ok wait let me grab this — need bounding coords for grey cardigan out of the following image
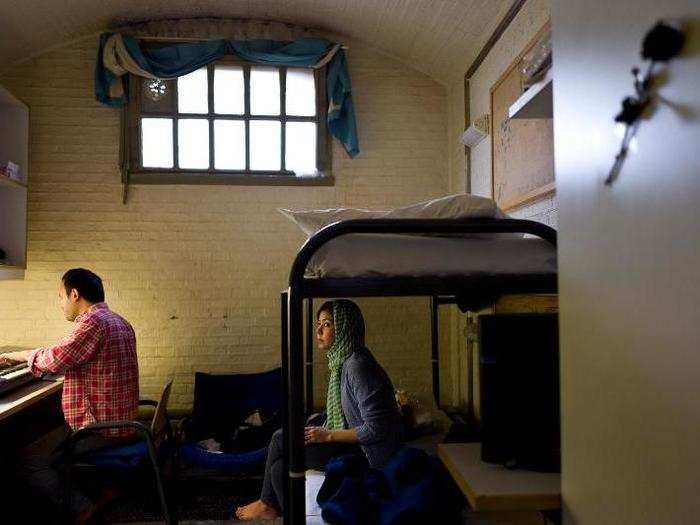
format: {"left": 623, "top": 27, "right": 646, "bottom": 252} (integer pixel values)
{"left": 340, "top": 347, "right": 403, "bottom": 468}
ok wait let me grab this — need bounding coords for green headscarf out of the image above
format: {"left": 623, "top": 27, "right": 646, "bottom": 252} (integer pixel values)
{"left": 325, "top": 300, "right": 365, "bottom": 430}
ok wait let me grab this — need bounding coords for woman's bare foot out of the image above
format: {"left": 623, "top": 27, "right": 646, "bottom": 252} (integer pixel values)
{"left": 235, "top": 499, "right": 279, "bottom": 521}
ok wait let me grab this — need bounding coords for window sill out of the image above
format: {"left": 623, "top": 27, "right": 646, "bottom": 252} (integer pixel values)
{"left": 128, "top": 171, "right": 334, "bottom": 186}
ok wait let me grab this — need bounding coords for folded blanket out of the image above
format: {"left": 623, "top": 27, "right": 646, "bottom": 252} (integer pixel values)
{"left": 317, "top": 447, "right": 462, "bottom": 525}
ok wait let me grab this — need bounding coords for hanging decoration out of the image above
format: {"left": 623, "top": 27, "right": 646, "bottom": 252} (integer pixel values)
{"left": 144, "top": 78, "right": 167, "bottom": 102}
{"left": 606, "top": 20, "right": 685, "bottom": 186}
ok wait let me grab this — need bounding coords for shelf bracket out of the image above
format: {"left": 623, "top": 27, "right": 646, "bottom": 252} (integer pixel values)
{"left": 121, "top": 180, "right": 130, "bottom": 204}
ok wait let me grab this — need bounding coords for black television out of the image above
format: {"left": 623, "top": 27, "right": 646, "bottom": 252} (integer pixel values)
{"left": 479, "top": 313, "right": 560, "bottom": 472}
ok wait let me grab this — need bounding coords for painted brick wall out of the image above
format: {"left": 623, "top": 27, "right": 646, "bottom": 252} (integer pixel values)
{"left": 0, "top": 28, "right": 452, "bottom": 411}
{"left": 444, "top": 79, "right": 470, "bottom": 408}
{"left": 468, "top": 0, "right": 556, "bottom": 227}
{"left": 441, "top": 0, "right": 555, "bottom": 412}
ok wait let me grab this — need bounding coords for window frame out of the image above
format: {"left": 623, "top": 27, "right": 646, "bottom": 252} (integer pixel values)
{"left": 122, "top": 55, "right": 333, "bottom": 186}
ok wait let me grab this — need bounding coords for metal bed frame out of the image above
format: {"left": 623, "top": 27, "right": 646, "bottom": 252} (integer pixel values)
{"left": 280, "top": 217, "right": 558, "bottom": 523}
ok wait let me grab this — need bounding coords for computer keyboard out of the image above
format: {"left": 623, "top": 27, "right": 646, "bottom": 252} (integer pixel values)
{"left": 0, "top": 361, "right": 36, "bottom": 396}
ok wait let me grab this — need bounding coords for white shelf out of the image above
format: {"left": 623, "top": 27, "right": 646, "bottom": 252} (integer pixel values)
{"left": 508, "top": 69, "right": 553, "bottom": 119}
{"left": 0, "top": 83, "right": 29, "bottom": 281}
{"left": 0, "top": 84, "right": 27, "bottom": 109}
{"left": 0, "top": 174, "right": 26, "bottom": 188}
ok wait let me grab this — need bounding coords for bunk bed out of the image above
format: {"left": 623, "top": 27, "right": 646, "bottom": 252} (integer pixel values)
{"left": 280, "top": 217, "right": 558, "bottom": 524}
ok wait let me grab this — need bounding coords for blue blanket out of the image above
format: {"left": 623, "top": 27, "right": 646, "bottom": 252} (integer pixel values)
{"left": 317, "top": 447, "right": 462, "bottom": 525}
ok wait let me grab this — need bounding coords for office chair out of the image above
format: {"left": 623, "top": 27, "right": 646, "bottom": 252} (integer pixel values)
{"left": 64, "top": 379, "right": 174, "bottom": 524}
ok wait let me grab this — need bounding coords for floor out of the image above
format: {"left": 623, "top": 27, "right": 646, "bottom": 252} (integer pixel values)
{"left": 100, "top": 475, "right": 261, "bottom": 523}
{"left": 121, "top": 521, "right": 282, "bottom": 524}
{"left": 103, "top": 471, "right": 324, "bottom": 524}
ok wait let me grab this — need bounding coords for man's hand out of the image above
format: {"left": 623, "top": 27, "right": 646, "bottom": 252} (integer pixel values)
{"left": 304, "top": 426, "right": 332, "bottom": 445}
{"left": 0, "top": 350, "right": 32, "bottom": 366}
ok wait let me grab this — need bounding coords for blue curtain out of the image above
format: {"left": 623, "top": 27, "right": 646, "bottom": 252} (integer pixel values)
{"left": 95, "top": 34, "right": 359, "bottom": 157}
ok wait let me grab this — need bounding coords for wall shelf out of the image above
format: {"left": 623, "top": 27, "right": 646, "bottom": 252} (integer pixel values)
{"left": 508, "top": 69, "right": 553, "bottom": 119}
{"left": 0, "top": 83, "right": 29, "bottom": 281}
{"left": 0, "top": 174, "right": 26, "bottom": 189}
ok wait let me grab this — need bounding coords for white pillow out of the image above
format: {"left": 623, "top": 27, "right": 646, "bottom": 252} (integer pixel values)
{"left": 384, "top": 193, "right": 505, "bottom": 221}
{"left": 279, "top": 194, "right": 511, "bottom": 238}
{"left": 278, "top": 207, "right": 389, "bottom": 237}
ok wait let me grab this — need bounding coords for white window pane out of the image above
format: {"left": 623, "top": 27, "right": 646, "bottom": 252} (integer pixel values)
{"left": 286, "top": 68, "right": 316, "bottom": 116}
{"left": 177, "top": 68, "right": 208, "bottom": 114}
{"left": 250, "top": 67, "right": 280, "bottom": 115}
{"left": 250, "top": 120, "right": 281, "bottom": 170}
{"left": 286, "top": 122, "right": 317, "bottom": 175}
{"left": 141, "top": 118, "right": 173, "bottom": 168}
{"left": 214, "top": 66, "right": 244, "bottom": 115}
{"left": 178, "top": 119, "right": 209, "bottom": 169}
{"left": 214, "top": 120, "right": 245, "bottom": 170}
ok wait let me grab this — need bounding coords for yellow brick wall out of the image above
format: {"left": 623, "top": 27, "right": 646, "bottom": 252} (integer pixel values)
{"left": 0, "top": 33, "right": 453, "bottom": 411}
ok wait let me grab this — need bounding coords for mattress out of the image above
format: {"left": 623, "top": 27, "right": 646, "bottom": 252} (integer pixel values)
{"left": 305, "top": 234, "right": 557, "bottom": 279}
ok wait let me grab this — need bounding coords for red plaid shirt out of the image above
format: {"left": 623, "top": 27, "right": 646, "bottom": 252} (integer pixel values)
{"left": 28, "top": 303, "right": 139, "bottom": 437}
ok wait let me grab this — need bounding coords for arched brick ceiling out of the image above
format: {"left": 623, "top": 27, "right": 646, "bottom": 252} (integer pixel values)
{"left": 0, "top": 0, "right": 513, "bottom": 83}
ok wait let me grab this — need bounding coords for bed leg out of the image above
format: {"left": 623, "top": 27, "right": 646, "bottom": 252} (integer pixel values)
{"left": 281, "top": 291, "right": 290, "bottom": 523}
{"left": 286, "top": 289, "right": 306, "bottom": 524}
{"left": 431, "top": 296, "right": 441, "bottom": 408}
{"left": 305, "top": 298, "right": 314, "bottom": 415}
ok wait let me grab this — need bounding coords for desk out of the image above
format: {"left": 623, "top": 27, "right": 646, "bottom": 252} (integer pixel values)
{"left": 438, "top": 443, "right": 560, "bottom": 512}
{"left": 0, "top": 378, "right": 64, "bottom": 451}
{"left": 0, "top": 378, "right": 63, "bottom": 421}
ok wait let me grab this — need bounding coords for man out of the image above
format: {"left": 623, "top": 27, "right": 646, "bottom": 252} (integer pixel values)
{"left": 1, "top": 268, "right": 138, "bottom": 523}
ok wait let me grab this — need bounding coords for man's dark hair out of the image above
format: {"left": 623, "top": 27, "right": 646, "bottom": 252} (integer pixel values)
{"left": 62, "top": 268, "right": 105, "bottom": 303}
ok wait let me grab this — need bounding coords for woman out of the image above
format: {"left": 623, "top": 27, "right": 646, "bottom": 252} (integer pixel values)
{"left": 235, "top": 299, "right": 402, "bottom": 520}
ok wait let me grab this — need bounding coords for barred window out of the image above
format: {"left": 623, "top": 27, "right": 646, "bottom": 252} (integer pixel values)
{"left": 124, "top": 57, "right": 332, "bottom": 186}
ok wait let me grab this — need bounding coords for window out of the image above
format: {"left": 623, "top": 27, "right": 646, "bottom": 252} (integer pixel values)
{"left": 124, "top": 57, "right": 331, "bottom": 185}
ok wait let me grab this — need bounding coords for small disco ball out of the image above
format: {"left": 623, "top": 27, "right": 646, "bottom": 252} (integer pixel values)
{"left": 145, "top": 78, "right": 167, "bottom": 101}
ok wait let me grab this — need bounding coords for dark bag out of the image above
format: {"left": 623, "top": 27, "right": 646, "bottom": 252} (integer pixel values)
{"left": 221, "top": 408, "right": 281, "bottom": 453}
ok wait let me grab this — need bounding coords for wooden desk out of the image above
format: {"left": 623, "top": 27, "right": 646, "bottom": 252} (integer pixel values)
{"left": 438, "top": 443, "right": 560, "bottom": 512}
{"left": 0, "top": 378, "right": 63, "bottom": 421}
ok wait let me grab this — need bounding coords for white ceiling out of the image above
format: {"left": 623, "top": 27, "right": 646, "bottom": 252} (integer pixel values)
{"left": 0, "top": 0, "right": 513, "bottom": 83}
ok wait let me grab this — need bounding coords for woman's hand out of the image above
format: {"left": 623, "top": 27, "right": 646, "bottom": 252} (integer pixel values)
{"left": 304, "top": 426, "right": 332, "bottom": 445}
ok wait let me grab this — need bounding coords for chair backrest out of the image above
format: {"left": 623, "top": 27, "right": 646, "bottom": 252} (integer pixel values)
{"left": 190, "top": 368, "right": 281, "bottom": 440}
{"left": 151, "top": 379, "right": 173, "bottom": 443}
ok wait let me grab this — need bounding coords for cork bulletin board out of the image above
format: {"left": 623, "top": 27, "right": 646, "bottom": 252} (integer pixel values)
{"left": 490, "top": 21, "right": 554, "bottom": 211}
